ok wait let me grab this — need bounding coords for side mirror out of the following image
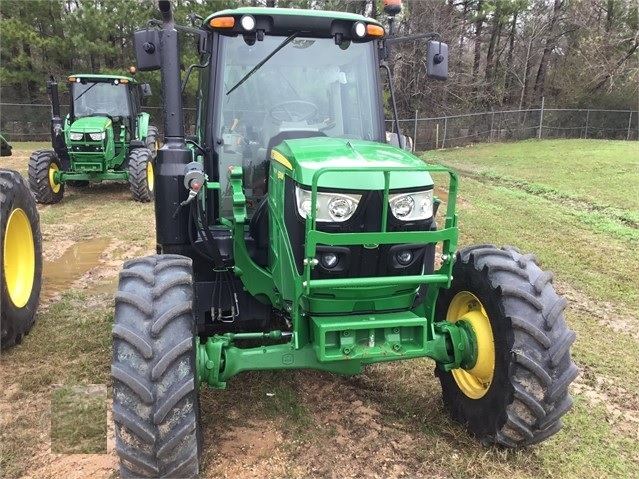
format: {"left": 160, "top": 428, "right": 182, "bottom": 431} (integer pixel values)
{"left": 134, "top": 29, "right": 161, "bottom": 71}
{"left": 140, "top": 83, "right": 152, "bottom": 97}
{"left": 198, "top": 34, "right": 208, "bottom": 55}
{"left": 46, "top": 77, "right": 56, "bottom": 94}
{"left": 426, "top": 41, "right": 448, "bottom": 81}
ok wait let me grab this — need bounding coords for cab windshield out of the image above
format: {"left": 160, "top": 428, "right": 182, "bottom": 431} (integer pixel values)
{"left": 215, "top": 35, "right": 382, "bottom": 215}
{"left": 72, "top": 82, "right": 130, "bottom": 118}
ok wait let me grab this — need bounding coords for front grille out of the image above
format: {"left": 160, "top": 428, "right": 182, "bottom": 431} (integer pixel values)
{"left": 70, "top": 144, "right": 104, "bottom": 152}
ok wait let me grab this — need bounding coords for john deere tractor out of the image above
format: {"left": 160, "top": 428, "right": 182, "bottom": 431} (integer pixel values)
{"left": 1, "top": 138, "right": 43, "bottom": 350}
{"left": 111, "top": 2, "right": 578, "bottom": 477}
{"left": 28, "top": 73, "right": 158, "bottom": 204}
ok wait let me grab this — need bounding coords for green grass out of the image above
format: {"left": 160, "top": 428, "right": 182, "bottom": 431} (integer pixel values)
{"left": 51, "top": 384, "right": 107, "bottom": 454}
{"left": 423, "top": 139, "right": 639, "bottom": 212}
{"left": 426, "top": 139, "right": 639, "bottom": 308}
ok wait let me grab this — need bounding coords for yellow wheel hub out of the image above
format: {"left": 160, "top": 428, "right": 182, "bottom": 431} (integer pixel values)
{"left": 447, "top": 291, "right": 495, "bottom": 399}
{"left": 146, "top": 160, "right": 154, "bottom": 192}
{"left": 3, "top": 208, "right": 35, "bottom": 308}
{"left": 48, "top": 162, "right": 61, "bottom": 193}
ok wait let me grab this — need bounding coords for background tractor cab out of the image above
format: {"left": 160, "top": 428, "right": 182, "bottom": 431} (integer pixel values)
{"left": 27, "top": 72, "right": 158, "bottom": 204}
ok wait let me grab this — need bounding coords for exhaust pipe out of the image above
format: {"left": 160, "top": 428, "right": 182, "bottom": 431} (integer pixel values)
{"left": 159, "top": 0, "right": 174, "bottom": 27}
{"left": 153, "top": 0, "right": 192, "bottom": 251}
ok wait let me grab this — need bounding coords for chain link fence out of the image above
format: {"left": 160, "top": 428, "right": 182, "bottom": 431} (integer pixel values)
{"left": 2, "top": 102, "right": 637, "bottom": 149}
{"left": 0, "top": 105, "right": 193, "bottom": 142}
{"left": 387, "top": 107, "right": 638, "bottom": 151}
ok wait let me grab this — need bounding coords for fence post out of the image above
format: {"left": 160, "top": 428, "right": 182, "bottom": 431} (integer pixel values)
{"left": 442, "top": 117, "right": 448, "bottom": 149}
{"left": 490, "top": 110, "right": 495, "bottom": 143}
{"left": 627, "top": 111, "right": 633, "bottom": 141}
{"left": 538, "top": 96, "right": 544, "bottom": 139}
{"left": 585, "top": 109, "right": 590, "bottom": 139}
{"left": 413, "top": 110, "right": 418, "bottom": 149}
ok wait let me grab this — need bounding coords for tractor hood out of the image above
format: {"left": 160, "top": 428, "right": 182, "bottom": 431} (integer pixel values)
{"left": 69, "top": 116, "right": 112, "bottom": 135}
{"left": 271, "top": 137, "right": 433, "bottom": 190}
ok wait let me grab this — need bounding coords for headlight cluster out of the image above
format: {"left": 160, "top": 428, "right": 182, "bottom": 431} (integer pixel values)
{"left": 69, "top": 132, "right": 106, "bottom": 141}
{"left": 89, "top": 132, "right": 106, "bottom": 141}
{"left": 389, "top": 190, "right": 433, "bottom": 221}
{"left": 295, "top": 186, "right": 434, "bottom": 223}
{"left": 295, "top": 186, "right": 362, "bottom": 223}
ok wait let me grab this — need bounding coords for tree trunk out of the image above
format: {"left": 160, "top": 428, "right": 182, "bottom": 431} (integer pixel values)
{"left": 472, "top": 0, "right": 485, "bottom": 89}
{"left": 533, "top": 0, "right": 564, "bottom": 103}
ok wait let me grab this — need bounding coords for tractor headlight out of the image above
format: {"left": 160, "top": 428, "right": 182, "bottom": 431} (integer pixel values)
{"left": 389, "top": 190, "right": 434, "bottom": 221}
{"left": 295, "top": 186, "right": 361, "bottom": 223}
{"left": 240, "top": 15, "right": 256, "bottom": 31}
{"left": 88, "top": 132, "right": 105, "bottom": 141}
{"left": 69, "top": 132, "right": 83, "bottom": 141}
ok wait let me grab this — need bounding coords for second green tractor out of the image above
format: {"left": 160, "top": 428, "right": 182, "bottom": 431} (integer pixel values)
{"left": 29, "top": 73, "right": 158, "bottom": 204}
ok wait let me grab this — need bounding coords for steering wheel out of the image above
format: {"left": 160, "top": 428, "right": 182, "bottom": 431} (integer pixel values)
{"left": 268, "top": 101, "right": 318, "bottom": 123}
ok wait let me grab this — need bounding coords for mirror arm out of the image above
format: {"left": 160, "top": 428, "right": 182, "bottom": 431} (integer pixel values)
{"left": 385, "top": 31, "right": 440, "bottom": 46}
{"left": 380, "top": 62, "right": 404, "bottom": 150}
{"left": 181, "top": 55, "right": 210, "bottom": 94}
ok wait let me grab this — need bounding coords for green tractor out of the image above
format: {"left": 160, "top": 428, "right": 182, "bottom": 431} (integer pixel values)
{"left": 28, "top": 73, "right": 158, "bottom": 204}
{"left": 112, "top": 2, "right": 578, "bottom": 477}
{"left": 1, "top": 138, "right": 43, "bottom": 350}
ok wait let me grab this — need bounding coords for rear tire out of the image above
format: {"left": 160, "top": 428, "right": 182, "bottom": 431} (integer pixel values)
{"left": 435, "top": 245, "right": 578, "bottom": 447}
{"left": 112, "top": 255, "right": 201, "bottom": 478}
{"left": 1, "top": 169, "right": 42, "bottom": 350}
{"left": 28, "top": 150, "right": 64, "bottom": 204}
{"left": 128, "top": 148, "right": 154, "bottom": 202}
{"left": 146, "top": 126, "right": 160, "bottom": 160}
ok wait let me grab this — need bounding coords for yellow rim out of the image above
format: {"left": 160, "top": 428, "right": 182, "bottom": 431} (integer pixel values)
{"left": 447, "top": 291, "right": 495, "bottom": 399}
{"left": 3, "top": 208, "right": 35, "bottom": 308}
{"left": 48, "top": 162, "right": 61, "bottom": 193}
{"left": 146, "top": 160, "right": 154, "bottom": 193}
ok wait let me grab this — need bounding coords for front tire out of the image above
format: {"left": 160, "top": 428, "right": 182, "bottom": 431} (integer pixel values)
{"left": 112, "top": 255, "right": 201, "bottom": 478}
{"left": 435, "top": 245, "right": 578, "bottom": 447}
{"left": 1, "top": 169, "right": 42, "bottom": 350}
{"left": 128, "top": 148, "right": 154, "bottom": 202}
{"left": 28, "top": 150, "right": 64, "bottom": 204}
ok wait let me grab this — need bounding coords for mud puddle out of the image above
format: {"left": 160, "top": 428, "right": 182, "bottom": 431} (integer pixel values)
{"left": 41, "top": 238, "right": 112, "bottom": 301}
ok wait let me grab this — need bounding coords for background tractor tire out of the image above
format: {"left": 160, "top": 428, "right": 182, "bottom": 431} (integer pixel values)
{"left": 128, "top": 148, "right": 154, "bottom": 203}
{"left": 1, "top": 169, "right": 42, "bottom": 350}
{"left": 112, "top": 254, "right": 201, "bottom": 478}
{"left": 146, "top": 126, "right": 160, "bottom": 160}
{"left": 28, "top": 150, "right": 64, "bottom": 204}
{"left": 435, "top": 244, "right": 579, "bottom": 447}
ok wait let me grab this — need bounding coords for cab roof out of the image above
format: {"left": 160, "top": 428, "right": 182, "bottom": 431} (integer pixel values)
{"left": 203, "top": 7, "right": 384, "bottom": 40}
